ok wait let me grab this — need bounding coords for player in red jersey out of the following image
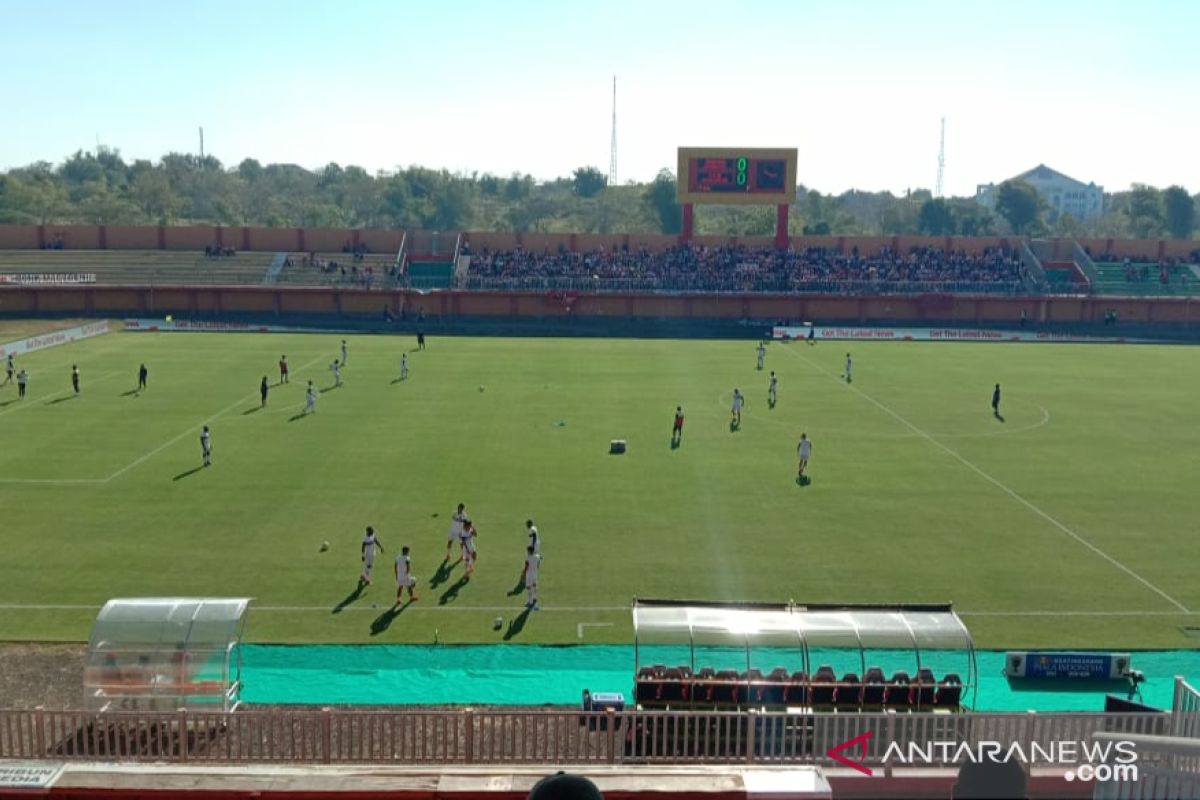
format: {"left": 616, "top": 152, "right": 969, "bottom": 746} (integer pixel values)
{"left": 671, "top": 406, "right": 684, "bottom": 445}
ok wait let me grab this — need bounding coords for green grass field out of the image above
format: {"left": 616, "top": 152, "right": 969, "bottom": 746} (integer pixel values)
{"left": 1, "top": 327, "right": 1199, "bottom": 649}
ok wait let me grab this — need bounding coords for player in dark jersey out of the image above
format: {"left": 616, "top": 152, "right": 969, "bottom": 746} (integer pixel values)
{"left": 71, "top": 365, "right": 80, "bottom": 395}
{"left": 260, "top": 376, "right": 269, "bottom": 408}
{"left": 138, "top": 363, "right": 148, "bottom": 392}
{"left": 672, "top": 406, "right": 685, "bottom": 445}
{"left": 992, "top": 384, "right": 1002, "bottom": 419}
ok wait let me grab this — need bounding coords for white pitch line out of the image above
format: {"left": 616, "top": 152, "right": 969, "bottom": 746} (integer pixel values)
{"left": 102, "top": 354, "right": 327, "bottom": 483}
{"left": 578, "top": 622, "right": 616, "bottom": 639}
{"left": 784, "top": 347, "right": 1191, "bottom": 614}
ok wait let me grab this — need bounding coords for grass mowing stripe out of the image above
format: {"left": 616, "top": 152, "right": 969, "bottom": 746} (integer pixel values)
{"left": 782, "top": 345, "right": 1191, "bottom": 614}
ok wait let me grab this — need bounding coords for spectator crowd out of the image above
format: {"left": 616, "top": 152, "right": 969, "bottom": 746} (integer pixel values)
{"left": 459, "top": 244, "right": 1029, "bottom": 294}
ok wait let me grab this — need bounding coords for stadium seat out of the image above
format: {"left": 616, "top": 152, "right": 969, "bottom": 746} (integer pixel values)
{"left": 786, "top": 672, "right": 809, "bottom": 706}
{"left": 714, "top": 670, "right": 741, "bottom": 705}
{"left": 885, "top": 671, "right": 912, "bottom": 708}
{"left": 810, "top": 666, "right": 837, "bottom": 707}
{"left": 936, "top": 673, "right": 963, "bottom": 709}
{"left": 913, "top": 668, "right": 937, "bottom": 708}
{"left": 861, "top": 667, "right": 887, "bottom": 707}
{"left": 835, "top": 673, "right": 862, "bottom": 709}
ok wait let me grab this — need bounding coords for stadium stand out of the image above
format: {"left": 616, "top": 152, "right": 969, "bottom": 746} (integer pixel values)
{"left": 1093, "top": 259, "right": 1200, "bottom": 295}
{"left": 461, "top": 244, "right": 1030, "bottom": 294}
{"left": 275, "top": 252, "right": 396, "bottom": 288}
{"left": 0, "top": 249, "right": 274, "bottom": 285}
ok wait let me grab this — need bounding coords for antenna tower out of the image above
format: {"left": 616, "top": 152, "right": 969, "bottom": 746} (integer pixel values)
{"left": 199, "top": 127, "right": 205, "bottom": 160}
{"left": 935, "top": 117, "right": 945, "bottom": 198}
{"left": 608, "top": 76, "right": 618, "bottom": 187}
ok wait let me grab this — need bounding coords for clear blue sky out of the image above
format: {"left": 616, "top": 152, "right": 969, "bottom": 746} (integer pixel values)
{"left": 2, "top": 0, "right": 1197, "bottom": 196}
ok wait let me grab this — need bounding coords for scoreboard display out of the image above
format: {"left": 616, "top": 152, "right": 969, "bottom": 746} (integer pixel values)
{"left": 677, "top": 147, "right": 797, "bottom": 205}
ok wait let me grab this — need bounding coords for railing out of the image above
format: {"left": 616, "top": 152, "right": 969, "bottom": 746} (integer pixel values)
{"left": 1073, "top": 241, "right": 1102, "bottom": 290}
{"left": 1175, "top": 677, "right": 1200, "bottom": 740}
{"left": 1092, "top": 732, "right": 1200, "bottom": 800}
{"left": 394, "top": 231, "right": 408, "bottom": 280}
{"left": 1019, "top": 239, "right": 1050, "bottom": 291}
{"left": 458, "top": 275, "right": 1027, "bottom": 295}
{"left": 0, "top": 708, "right": 1170, "bottom": 767}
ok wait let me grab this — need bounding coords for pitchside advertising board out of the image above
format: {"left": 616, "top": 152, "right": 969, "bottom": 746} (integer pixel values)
{"left": 0, "top": 321, "right": 109, "bottom": 359}
{"left": 772, "top": 325, "right": 1147, "bottom": 344}
{"left": 1004, "top": 651, "right": 1132, "bottom": 679}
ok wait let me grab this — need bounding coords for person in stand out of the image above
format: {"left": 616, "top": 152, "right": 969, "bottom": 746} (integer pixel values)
{"left": 200, "top": 425, "right": 212, "bottom": 467}
{"left": 279, "top": 355, "right": 289, "bottom": 384}
{"left": 71, "top": 365, "right": 80, "bottom": 395}
{"left": 671, "top": 406, "right": 684, "bottom": 445}
{"left": 137, "top": 363, "right": 148, "bottom": 392}
{"left": 260, "top": 376, "right": 269, "bottom": 408}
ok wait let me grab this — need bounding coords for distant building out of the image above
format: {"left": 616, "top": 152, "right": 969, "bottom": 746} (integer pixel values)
{"left": 976, "top": 164, "right": 1104, "bottom": 220}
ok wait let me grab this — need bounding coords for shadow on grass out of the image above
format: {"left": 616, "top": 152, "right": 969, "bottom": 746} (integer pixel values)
{"left": 369, "top": 600, "right": 411, "bottom": 636}
{"left": 439, "top": 575, "right": 470, "bottom": 606}
{"left": 670, "top": 437, "right": 680, "bottom": 450}
{"left": 173, "top": 466, "right": 205, "bottom": 481}
{"left": 507, "top": 575, "right": 526, "bottom": 597}
{"left": 242, "top": 406, "right": 262, "bottom": 415}
{"left": 503, "top": 607, "right": 532, "bottom": 641}
{"left": 994, "top": 412, "right": 1006, "bottom": 423}
{"left": 320, "top": 385, "right": 341, "bottom": 394}
{"left": 390, "top": 377, "right": 408, "bottom": 384}
{"left": 796, "top": 475, "right": 813, "bottom": 487}
{"left": 121, "top": 389, "right": 140, "bottom": 397}
{"left": 729, "top": 418, "right": 740, "bottom": 433}
{"left": 0, "top": 398, "right": 18, "bottom": 407}
{"left": 46, "top": 394, "right": 77, "bottom": 405}
{"left": 430, "top": 558, "right": 458, "bottom": 590}
{"left": 288, "top": 412, "right": 310, "bottom": 422}
{"left": 332, "top": 581, "right": 366, "bottom": 614}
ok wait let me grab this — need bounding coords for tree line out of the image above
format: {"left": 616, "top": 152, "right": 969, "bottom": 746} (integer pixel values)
{"left": 0, "top": 148, "right": 1194, "bottom": 241}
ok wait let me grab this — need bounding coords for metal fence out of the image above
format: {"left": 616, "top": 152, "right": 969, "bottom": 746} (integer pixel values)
{"left": 0, "top": 707, "right": 1172, "bottom": 767}
{"left": 457, "top": 276, "right": 1025, "bottom": 295}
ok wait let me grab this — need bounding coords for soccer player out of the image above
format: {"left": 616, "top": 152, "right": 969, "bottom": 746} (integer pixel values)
{"left": 992, "top": 383, "right": 1001, "bottom": 418}
{"left": 260, "top": 376, "right": 269, "bottom": 408}
{"left": 807, "top": 324, "right": 816, "bottom": 345}
{"left": 797, "top": 433, "right": 812, "bottom": 480}
{"left": 526, "top": 519, "right": 540, "bottom": 554}
{"left": 395, "top": 545, "right": 419, "bottom": 604}
{"left": 305, "top": 381, "right": 317, "bottom": 414}
{"left": 71, "top": 365, "right": 80, "bottom": 395}
{"left": 331, "top": 359, "right": 342, "bottom": 387}
{"left": 279, "top": 356, "right": 289, "bottom": 384}
{"left": 417, "top": 330, "right": 425, "bottom": 350}
{"left": 361, "top": 525, "right": 384, "bottom": 584}
{"left": 137, "top": 363, "right": 148, "bottom": 392}
{"left": 671, "top": 406, "right": 684, "bottom": 444}
{"left": 731, "top": 388, "right": 744, "bottom": 425}
{"left": 400, "top": 352, "right": 408, "bottom": 380}
{"left": 4, "top": 354, "right": 13, "bottom": 385}
{"left": 844, "top": 353, "right": 853, "bottom": 383}
{"left": 523, "top": 545, "right": 543, "bottom": 610}
{"left": 200, "top": 425, "right": 212, "bottom": 467}
{"left": 460, "top": 520, "right": 478, "bottom": 575}
{"left": 341, "top": 339, "right": 348, "bottom": 367}
{"left": 445, "top": 503, "right": 466, "bottom": 561}
{"left": 16, "top": 368, "right": 27, "bottom": 399}
{"left": 756, "top": 341, "right": 766, "bottom": 370}
{"left": 768, "top": 371, "right": 778, "bottom": 407}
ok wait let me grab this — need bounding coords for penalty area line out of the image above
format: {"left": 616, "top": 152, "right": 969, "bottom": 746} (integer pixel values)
{"left": 783, "top": 347, "right": 1192, "bottom": 615}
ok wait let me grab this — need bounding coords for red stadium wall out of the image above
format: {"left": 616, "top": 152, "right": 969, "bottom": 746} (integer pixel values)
{"left": 2, "top": 286, "right": 1198, "bottom": 327}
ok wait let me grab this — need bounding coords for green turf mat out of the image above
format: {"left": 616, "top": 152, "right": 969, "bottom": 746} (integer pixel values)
{"left": 240, "top": 645, "right": 1200, "bottom": 711}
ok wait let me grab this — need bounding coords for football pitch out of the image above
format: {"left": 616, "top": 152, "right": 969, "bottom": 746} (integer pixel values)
{"left": 1, "top": 326, "right": 1198, "bottom": 649}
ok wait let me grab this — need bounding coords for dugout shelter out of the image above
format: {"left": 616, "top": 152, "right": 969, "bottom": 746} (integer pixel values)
{"left": 84, "top": 597, "right": 250, "bottom": 712}
{"left": 632, "top": 599, "right": 976, "bottom": 712}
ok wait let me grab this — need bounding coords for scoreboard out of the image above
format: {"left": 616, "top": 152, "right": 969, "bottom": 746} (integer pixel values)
{"left": 677, "top": 147, "right": 797, "bottom": 205}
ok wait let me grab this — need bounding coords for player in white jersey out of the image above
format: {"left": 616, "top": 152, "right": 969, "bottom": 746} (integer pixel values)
{"left": 523, "top": 546, "right": 543, "bottom": 610}
{"left": 394, "top": 546, "right": 419, "bottom": 604}
{"left": 460, "top": 520, "right": 478, "bottom": 574}
{"left": 331, "top": 359, "right": 342, "bottom": 387}
{"left": 797, "top": 433, "right": 812, "bottom": 481}
{"left": 526, "top": 519, "right": 540, "bottom": 554}
{"left": 341, "top": 339, "right": 348, "bottom": 367}
{"left": 731, "top": 388, "right": 744, "bottom": 425}
{"left": 445, "top": 503, "right": 466, "bottom": 561}
{"left": 843, "top": 353, "right": 852, "bottom": 383}
{"left": 200, "top": 425, "right": 212, "bottom": 467}
{"left": 305, "top": 381, "right": 317, "bottom": 414}
{"left": 756, "top": 341, "right": 766, "bottom": 370}
{"left": 768, "top": 371, "right": 778, "bottom": 407}
{"left": 360, "top": 525, "right": 385, "bottom": 584}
